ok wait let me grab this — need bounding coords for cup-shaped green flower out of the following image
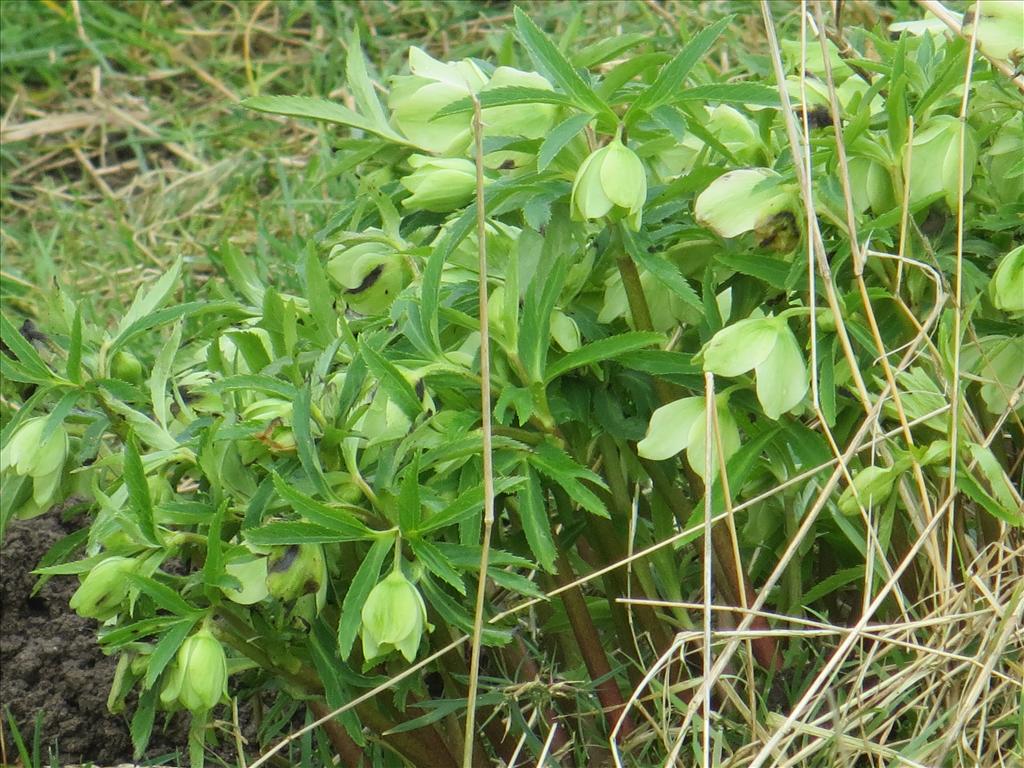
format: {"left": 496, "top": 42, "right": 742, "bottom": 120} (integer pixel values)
{"left": 327, "top": 241, "right": 409, "bottom": 315}
{"left": 175, "top": 628, "right": 228, "bottom": 713}
{"left": 990, "top": 245, "right": 1023, "bottom": 313}
{"left": 907, "top": 115, "right": 977, "bottom": 209}
{"left": 69, "top": 556, "right": 138, "bottom": 620}
{"left": 637, "top": 395, "right": 741, "bottom": 481}
{"left": 266, "top": 544, "right": 327, "bottom": 602}
{"left": 966, "top": 1, "right": 1024, "bottom": 60}
{"left": 571, "top": 137, "right": 647, "bottom": 229}
{"left": 702, "top": 317, "right": 808, "bottom": 419}
{"left": 360, "top": 568, "right": 429, "bottom": 663}
{"left": 481, "top": 66, "right": 559, "bottom": 139}
{"left": 838, "top": 465, "right": 898, "bottom": 515}
{"left": 222, "top": 556, "right": 269, "bottom": 605}
{"left": 401, "top": 155, "right": 480, "bottom": 212}
{"left": 388, "top": 47, "right": 486, "bottom": 155}
{"left": 111, "top": 350, "right": 145, "bottom": 385}
{"left": 695, "top": 169, "right": 795, "bottom": 239}
{"left": 0, "top": 416, "right": 69, "bottom": 508}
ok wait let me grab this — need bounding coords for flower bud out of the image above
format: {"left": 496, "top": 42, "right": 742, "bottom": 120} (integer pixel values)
{"left": 695, "top": 169, "right": 795, "bottom": 239}
{"left": 571, "top": 137, "right": 647, "bottom": 229}
{"left": 327, "top": 241, "right": 409, "bottom": 315}
{"left": 637, "top": 395, "right": 741, "bottom": 480}
{"left": 176, "top": 628, "right": 227, "bottom": 712}
{"left": 111, "top": 350, "right": 145, "bottom": 385}
{"left": 907, "top": 115, "right": 977, "bottom": 209}
{"left": 69, "top": 556, "right": 137, "bottom": 620}
{"left": 990, "top": 245, "right": 1023, "bottom": 313}
{"left": 360, "top": 568, "right": 429, "bottom": 663}
{"left": 401, "top": 155, "right": 479, "bottom": 212}
{"left": 388, "top": 47, "right": 486, "bottom": 155}
{"left": 266, "top": 544, "right": 326, "bottom": 602}
{"left": 481, "top": 66, "right": 558, "bottom": 139}
{"left": 838, "top": 465, "right": 898, "bottom": 515}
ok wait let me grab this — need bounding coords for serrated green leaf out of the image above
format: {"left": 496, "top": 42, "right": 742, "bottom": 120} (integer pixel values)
{"left": 398, "top": 454, "right": 422, "bottom": 533}
{"left": 417, "top": 476, "right": 526, "bottom": 535}
{"left": 545, "top": 331, "right": 662, "bottom": 382}
{"left": 517, "top": 467, "right": 556, "bottom": 573}
{"left": 624, "top": 16, "right": 733, "bottom": 125}
{"left": 293, "top": 383, "right": 331, "bottom": 498}
{"left": 145, "top": 617, "right": 198, "bottom": 689}
{"left": 621, "top": 228, "right": 701, "bottom": 310}
{"left": 125, "top": 573, "right": 198, "bottom": 618}
{"left": 243, "top": 95, "right": 413, "bottom": 146}
{"left": 271, "top": 473, "right": 373, "bottom": 539}
{"left": 360, "top": 342, "right": 422, "bottom": 420}
{"left": 345, "top": 29, "right": 389, "bottom": 130}
{"left": 123, "top": 436, "right": 159, "bottom": 546}
{"left": 150, "top": 321, "right": 182, "bottom": 429}
{"left": 337, "top": 536, "right": 392, "bottom": 659}
{"left": 433, "top": 86, "right": 577, "bottom": 118}
{"left": 513, "top": 8, "right": 614, "bottom": 121}
{"left": 538, "top": 112, "right": 591, "bottom": 170}
{"left": 67, "top": 307, "right": 82, "bottom": 384}
{"left": 114, "top": 258, "right": 182, "bottom": 343}
{"left": 245, "top": 520, "right": 369, "bottom": 545}
{"left": 0, "top": 311, "right": 52, "bottom": 381}
{"left": 410, "top": 537, "right": 465, "bottom": 595}
{"left": 528, "top": 442, "right": 608, "bottom": 518}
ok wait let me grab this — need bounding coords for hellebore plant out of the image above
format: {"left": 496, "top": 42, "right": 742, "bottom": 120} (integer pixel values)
{"left": 4, "top": 7, "right": 1023, "bottom": 768}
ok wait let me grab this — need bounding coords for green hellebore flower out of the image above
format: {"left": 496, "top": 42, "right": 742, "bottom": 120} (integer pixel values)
{"left": 266, "top": 544, "right": 327, "bottom": 603}
{"left": 694, "top": 169, "right": 795, "bottom": 240}
{"left": 907, "top": 115, "right": 977, "bottom": 209}
{"left": 388, "top": 47, "right": 486, "bottom": 155}
{"left": 222, "top": 556, "right": 269, "bottom": 605}
{"left": 848, "top": 143, "right": 895, "bottom": 214}
{"left": 702, "top": 317, "right": 808, "bottom": 419}
{"left": 69, "top": 556, "right": 138, "bottom": 620}
{"left": 0, "top": 416, "right": 70, "bottom": 508}
{"left": 481, "top": 66, "right": 559, "bottom": 139}
{"left": 966, "top": 1, "right": 1024, "bottom": 60}
{"left": 571, "top": 137, "right": 648, "bottom": 230}
{"left": 990, "top": 245, "right": 1024, "bottom": 313}
{"left": 401, "top": 155, "right": 480, "bottom": 212}
{"left": 327, "top": 241, "right": 409, "bottom": 315}
{"left": 176, "top": 628, "right": 228, "bottom": 713}
{"left": 361, "top": 568, "right": 429, "bottom": 663}
{"left": 838, "top": 465, "right": 898, "bottom": 515}
{"left": 637, "top": 395, "right": 741, "bottom": 481}
{"left": 550, "top": 310, "right": 581, "bottom": 352}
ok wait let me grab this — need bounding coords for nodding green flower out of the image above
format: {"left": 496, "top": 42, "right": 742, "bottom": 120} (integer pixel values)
{"left": 481, "top": 66, "right": 559, "bottom": 139}
{"left": 0, "top": 416, "right": 69, "bottom": 510}
{"left": 694, "top": 168, "right": 796, "bottom": 241}
{"left": 701, "top": 317, "right": 808, "bottom": 420}
{"left": 242, "top": 397, "right": 296, "bottom": 453}
{"left": 907, "top": 115, "right": 977, "bottom": 209}
{"left": 69, "top": 556, "right": 138, "bottom": 620}
{"left": 360, "top": 568, "right": 429, "bottom": 663}
{"left": 401, "top": 155, "right": 481, "bottom": 212}
{"left": 990, "top": 245, "right": 1024, "bottom": 314}
{"left": 966, "top": 1, "right": 1024, "bottom": 60}
{"left": 388, "top": 47, "right": 486, "bottom": 155}
{"left": 222, "top": 556, "right": 269, "bottom": 605}
{"left": 637, "top": 395, "right": 741, "bottom": 480}
{"left": 266, "top": 544, "right": 327, "bottom": 604}
{"left": 571, "top": 137, "right": 648, "bottom": 230}
{"left": 173, "top": 628, "right": 228, "bottom": 713}
{"left": 327, "top": 241, "right": 409, "bottom": 315}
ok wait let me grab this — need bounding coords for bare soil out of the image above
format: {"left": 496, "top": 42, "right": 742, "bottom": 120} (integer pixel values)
{"left": 1, "top": 514, "right": 188, "bottom": 765}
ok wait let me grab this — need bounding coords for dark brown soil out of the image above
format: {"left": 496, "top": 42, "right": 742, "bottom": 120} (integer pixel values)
{"left": 0, "top": 514, "right": 188, "bottom": 765}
